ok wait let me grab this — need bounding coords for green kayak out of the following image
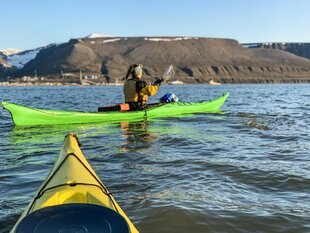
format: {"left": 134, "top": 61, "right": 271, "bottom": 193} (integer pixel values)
{"left": 2, "top": 92, "right": 229, "bottom": 126}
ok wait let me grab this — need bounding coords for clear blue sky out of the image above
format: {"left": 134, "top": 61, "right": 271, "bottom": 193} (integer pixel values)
{"left": 1, "top": 0, "right": 310, "bottom": 50}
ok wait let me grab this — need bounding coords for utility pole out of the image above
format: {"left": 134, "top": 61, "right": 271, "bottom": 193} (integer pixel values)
{"left": 79, "top": 69, "right": 83, "bottom": 84}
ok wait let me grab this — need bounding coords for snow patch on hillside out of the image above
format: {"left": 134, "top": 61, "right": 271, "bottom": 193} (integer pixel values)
{"left": 102, "top": 38, "right": 121, "bottom": 43}
{"left": 0, "top": 48, "right": 21, "bottom": 56}
{"left": 145, "top": 37, "right": 199, "bottom": 42}
{"left": 89, "top": 38, "right": 121, "bottom": 44}
{"left": 7, "top": 49, "right": 40, "bottom": 69}
{"left": 87, "top": 33, "right": 116, "bottom": 38}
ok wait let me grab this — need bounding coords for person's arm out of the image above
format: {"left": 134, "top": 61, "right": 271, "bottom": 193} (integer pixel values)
{"left": 136, "top": 80, "right": 158, "bottom": 96}
{"left": 141, "top": 84, "right": 158, "bottom": 96}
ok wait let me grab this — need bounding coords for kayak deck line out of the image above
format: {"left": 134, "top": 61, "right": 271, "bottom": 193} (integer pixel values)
{"left": 2, "top": 92, "right": 229, "bottom": 126}
{"left": 11, "top": 133, "right": 139, "bottom": 233}
{"left": 32, "top": 152, "right": 118, "bottom": 215}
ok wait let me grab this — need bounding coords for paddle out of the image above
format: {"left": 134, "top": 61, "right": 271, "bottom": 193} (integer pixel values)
{"left": 161, "top": 64, "right": 175, "bottom": 84}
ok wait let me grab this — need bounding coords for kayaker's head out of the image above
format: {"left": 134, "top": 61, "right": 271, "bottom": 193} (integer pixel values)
{"left": 126, "top": 64, "right": 143, "bottom": 79}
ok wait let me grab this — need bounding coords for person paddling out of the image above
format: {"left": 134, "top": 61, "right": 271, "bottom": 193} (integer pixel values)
{"left": 123, "top": 64, "right": 162, "bottom": 110}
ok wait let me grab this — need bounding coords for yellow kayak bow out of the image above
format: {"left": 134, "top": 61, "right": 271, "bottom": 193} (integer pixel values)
{"left": 11, "top": 133, "right": 139, "bottom": 233}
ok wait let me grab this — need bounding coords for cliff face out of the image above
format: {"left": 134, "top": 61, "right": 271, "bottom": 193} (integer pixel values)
{"left": 5, "top": 37, "right": 310, "bottom": 83}
{"left": 243, "top": 43, "right": 310, "bottom": 60}
{"left": 0, "top": 58, "right": 17, "bottom": 78}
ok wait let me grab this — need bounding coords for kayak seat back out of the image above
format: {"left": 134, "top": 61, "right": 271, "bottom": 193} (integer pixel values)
{"left": 15, "top": 203, "right": 130, "bottom": 233}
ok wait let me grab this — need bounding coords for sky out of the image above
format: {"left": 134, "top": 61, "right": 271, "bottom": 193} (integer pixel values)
{"left": 1, "top": 0, "right": 310, "bottom": 50}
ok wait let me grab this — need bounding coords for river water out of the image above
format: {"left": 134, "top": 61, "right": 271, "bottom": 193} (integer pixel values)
{"left": 0, "top": 84, "right": 309, "bottom": 233}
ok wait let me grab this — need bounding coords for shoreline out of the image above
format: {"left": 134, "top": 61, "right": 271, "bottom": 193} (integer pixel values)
{"left": 2, "top": 77, "right": 309, "bottom": 87}
{"left": 1, "top": 82, "right": 310, "bottom": 87}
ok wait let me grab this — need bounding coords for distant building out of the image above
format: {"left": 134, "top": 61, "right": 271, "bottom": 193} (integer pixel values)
{"left": 84, "top": 75, "right": 97, "bottom": 79}
{"left": 62, "top": 73, "right": 77, "bottom": 78}
{"left": 22, "top": 76, "right": 38, "bottom": 82}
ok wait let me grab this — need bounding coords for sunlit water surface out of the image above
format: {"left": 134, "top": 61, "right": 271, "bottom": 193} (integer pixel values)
{"left": 0, "top": 84, "right": 309, "bottom": 233}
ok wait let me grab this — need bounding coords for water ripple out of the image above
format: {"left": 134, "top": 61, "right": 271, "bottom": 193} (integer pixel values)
{"left": 1, "top": 84, "right": 310, "bottom": 233}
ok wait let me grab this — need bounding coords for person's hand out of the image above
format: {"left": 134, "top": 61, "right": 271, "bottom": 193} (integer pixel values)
{"left": 154, "top": 78, "right": 163, "bottom": 86}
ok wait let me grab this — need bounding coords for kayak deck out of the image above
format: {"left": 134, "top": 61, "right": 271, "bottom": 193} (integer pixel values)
{"left": 11, "top": 133, "right": 139, "bottom": 233}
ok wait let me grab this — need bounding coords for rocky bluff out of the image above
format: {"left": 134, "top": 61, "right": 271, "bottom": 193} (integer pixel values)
{"left": 243, "top": 43, "right": 310, "bottom": 60}
{"left": 7, "top": 37, "right": 310, "bottom": 83}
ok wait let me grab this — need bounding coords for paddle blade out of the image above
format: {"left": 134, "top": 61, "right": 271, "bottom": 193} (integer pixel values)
{"left": 162, "top": 64, "right": 175, "bottom": 84}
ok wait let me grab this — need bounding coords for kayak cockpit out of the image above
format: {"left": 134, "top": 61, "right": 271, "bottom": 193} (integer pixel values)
{"left": 98, "top": 102, "right": 164, "bottom": 112}
{"left": 16, "top": 204, "right": 130, "bottom": 233}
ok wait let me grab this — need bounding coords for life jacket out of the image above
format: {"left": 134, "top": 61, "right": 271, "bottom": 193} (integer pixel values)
{"left": 124, "top": 78, "right": 158, "bottom": 104}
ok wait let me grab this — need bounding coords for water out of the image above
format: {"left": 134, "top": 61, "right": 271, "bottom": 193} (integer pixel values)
{"left": 0, "top": 84, "right": 309, "bottom": 233}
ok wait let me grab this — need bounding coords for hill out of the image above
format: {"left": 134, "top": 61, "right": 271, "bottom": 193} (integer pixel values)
{"left": 2, "top": 37, "right": 310, "bottom": 83}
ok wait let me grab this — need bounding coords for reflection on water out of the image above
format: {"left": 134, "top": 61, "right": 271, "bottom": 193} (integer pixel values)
{"left": 120, "top": 121, "right": 158, "bottom": 152}
{"left": 12, "top": 123, "right": 115, "bottom": 145}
